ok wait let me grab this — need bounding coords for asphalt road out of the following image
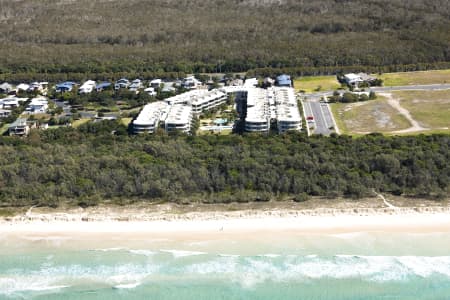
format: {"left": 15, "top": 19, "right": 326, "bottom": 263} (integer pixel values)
{"left": 303, "top": 101, "right": 335, "bottom": 135}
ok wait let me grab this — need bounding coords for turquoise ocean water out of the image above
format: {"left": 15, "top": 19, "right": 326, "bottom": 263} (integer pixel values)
{"left": 1, "top": 231, "right": 450, "bottom": 299}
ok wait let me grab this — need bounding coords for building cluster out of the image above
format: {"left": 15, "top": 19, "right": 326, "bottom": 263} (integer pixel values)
{"left": 53, "top": 75, "right": 203, "bottom": 96}
{"left": 0, "top": 81, "right": 49, "bottom": 96}
{"left": 132, "top": 74, "right": 301, "bottom": 135}
{"left": 132, "top": 88, "right": 227, "bottom": 134}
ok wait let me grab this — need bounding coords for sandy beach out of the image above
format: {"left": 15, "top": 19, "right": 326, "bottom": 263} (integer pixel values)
{"left": 2, "top": 200, "right": 450, "bottom": 236}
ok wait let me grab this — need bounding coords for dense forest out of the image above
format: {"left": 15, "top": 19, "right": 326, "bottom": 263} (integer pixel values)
{"left": 1, "top": 0, "right": 450, "bottom": 80}
{"left": 0, "top": 121, "right": 448, "bottom": 208}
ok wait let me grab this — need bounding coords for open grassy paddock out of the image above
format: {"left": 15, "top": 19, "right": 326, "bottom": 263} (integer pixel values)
{"left": 331, "top": 89, "right": 450, "bottom": 135}
{"left": 295, "top": 76, "right": 341, "bottom": 93}
{"left": 331, "top": 97, "right": 411, "bottom": 134}
{"left": 394, "top": 90, "right": 450, "bottom": 129}
{"left": 379, "top": 69, "right": 450, "bottom": 86}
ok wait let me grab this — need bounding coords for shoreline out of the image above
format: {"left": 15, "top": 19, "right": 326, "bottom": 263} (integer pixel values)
{"left": 2, "top": 205, "right": 450, "bottom": 235}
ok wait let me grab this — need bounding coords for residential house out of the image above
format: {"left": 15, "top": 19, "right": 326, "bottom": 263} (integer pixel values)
{"left": 129, "top": 79, "right": 143, "bottom": 92}
{"left": 182, "top": 76, "right": 202, "bottom": 89}
{"left": 28, "top": 82, "right": 48, "bottom": 95}
{"left": 144, "top": 87, "right": 157, "bottom": 96}
{"left": 114, "top": 78, "right": 130, "bottom": 90}
{"left": 0, "top": 82, "right": 13, "bottom": 94}
{"left": 79, "top": 80, "right": 96, "bottom": 94}
{"left": 95, "top": 82, "right": 112, "bottom": 92}
{"left": 8, "top": 118, "right": 36, "bottom": 136}
{"left": 55, "top": 82, "right": 76, "bottom": 93}
{"left": 25, "top": 97, "right": 48, "bottom": 114}
{"left": 276, "top": 74, "right": 292, "bottom": 87}
{"left": 149, "top": 79, "right": 162, "bottom": 88}
{"left": 0, "top": 109, "right": 11, "bottom": 118}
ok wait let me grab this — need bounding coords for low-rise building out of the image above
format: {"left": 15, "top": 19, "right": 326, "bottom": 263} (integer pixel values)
{"left": 132, "top": 101, "right": 170, "bottom": 134}
{"left": 0, "top": 82, "right": 13, "bottom": 94}
{"left": 25, "top": 97, "right": 48, "bottom": 114}
{"left": 149, "top": 79, "right": 162, "bottom": 88}
{"left": 274, "top": 87, "right": 302, "bottom": 133}
{"left": 28, "top": 82, "right": 48, "bottom": 95}
{"left": 164, "top": 104, "right": 193, "bottom": 134}
{"left": 244, "top": 88, "right": 271, "bottom": 132}
{"left": 8, "top": 118, "right": 36, "bottom": 136}
{"left": 79, "top": 80, "right": 96, "bottom": 94}
{"left": 0, "top": 97, "right": 27, "bottom": 109}
{"left": 275, "top": 74, "right": 292, "bottom": 87}
{"left": 55, "top": 81, "right": 76, "bottom": 93}
{"left": 95, "top": 82, "right": 112, "bottom": 92}
{"left": 114, "top": 78, "right": 130, "bottom": 90}
{"left": 144, "top": 87, "right": 157, "bottom": 96}
{"left": 182, "top": 76, "right": 202, "bottom": 89}
{"left": 129, "top": 79, "right": 143, "bottom": 91}
{"left": 0, "top": 109, "right": 11, "bottom": 118}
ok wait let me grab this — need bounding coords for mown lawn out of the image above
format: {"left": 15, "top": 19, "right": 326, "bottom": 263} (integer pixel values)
{"left": 380, "top": 69, "right": 450, "bottom": 86}
{"left": 294, "top": 76, "right": 341, "bottom": 93}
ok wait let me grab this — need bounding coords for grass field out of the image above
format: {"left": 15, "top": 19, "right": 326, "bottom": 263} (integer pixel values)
{"left": 380, "top": 69, "right": 450, "bottom": 86}
{"left": 121, "top": 118, "right": 132, "bottom": 127}
{"left": 294, "top": 76, "right": 341, "bottom": 93}
{"left": 331, "top": 97, "right": 411, "bottom": 134}
{"left": 71, "top": 119, "right": 91, "bottom": 128}
{"left": 394, "top": 90, "right": 450, "bottom": 129}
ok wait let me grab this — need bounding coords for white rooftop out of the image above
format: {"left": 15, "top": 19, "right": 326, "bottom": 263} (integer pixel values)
{"left": 165, "top": 104, "right": 192, "bottom": 125}
{"left": 273, "top": 87, "right": 301, "bottom": 122}
{"left": 133, "top": 101, "right": 169, "bottom": 126}
{"left": 245, "top": 88, "right": 270, "bottom": 123}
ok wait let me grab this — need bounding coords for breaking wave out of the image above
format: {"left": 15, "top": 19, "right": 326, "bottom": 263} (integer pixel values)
{"left": 2, "top": 254, "right": 450, "bottom": 295}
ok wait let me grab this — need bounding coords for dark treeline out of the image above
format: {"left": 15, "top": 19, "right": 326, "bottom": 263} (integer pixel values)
{"left": 0, "top": 0, "right": 450, "bottom": 77}
{"left": 3, "top": 62, "right": 450, "bottom": 84}
{"left": 0, "top": 121, "right": 448, "bottom": 208}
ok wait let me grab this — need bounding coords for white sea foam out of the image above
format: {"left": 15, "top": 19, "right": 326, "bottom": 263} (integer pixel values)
{"left": 129, "top": 249, "right": 156, "bottom": 257}
{"left": 0, "top": 276, "right": 69, "bottom": 295}
{"left": 257, "top": 254, "right": 281, "bottom": 258}
{"left": 160, "top": 249, "right": 207, "bottom": 258}
{"left": 178, "top": 254, "right": 450, "bottom": 287}
{"left": 114, "top": 282, "right": 141, "bottom": 289}
{"left": 3, "top": 254, "right": 450, "bottom": 295}
{"left": 90, "top": 247, "right": 127, "bottom": 252}
{"left": 218, "top": 254, "right": 240, "bottom": 258}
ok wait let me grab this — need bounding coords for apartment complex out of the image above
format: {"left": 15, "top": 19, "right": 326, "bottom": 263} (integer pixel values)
{"left": 164, "top": 105, "right": 193, "bottom": 133}
{"left": 132, "top": 101, "right": 170, "bottom": 134}
{"left": 274, "top": 88, "right": 302, "bottom": 133}
{"left": 133, "top": 89, "right": 228, "bottom": 134}
{"left": 242, "top": 87, "right": 301, "bottom": 133}
{"left": 133, "top": 86, "right": 301, "bottom": 135}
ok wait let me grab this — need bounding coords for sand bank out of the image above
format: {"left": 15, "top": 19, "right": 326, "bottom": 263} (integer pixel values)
{"left": 2, "top": 205, "right": 450, "bottom": 235}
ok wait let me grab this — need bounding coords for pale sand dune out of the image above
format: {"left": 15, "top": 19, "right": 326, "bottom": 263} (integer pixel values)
{"left": 2, "top": 206, "right": 450, "bottom": 236}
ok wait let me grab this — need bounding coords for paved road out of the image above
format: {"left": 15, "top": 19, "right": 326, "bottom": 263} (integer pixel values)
{"left": 303, "top": 101, "right": 335, "bottom": 135}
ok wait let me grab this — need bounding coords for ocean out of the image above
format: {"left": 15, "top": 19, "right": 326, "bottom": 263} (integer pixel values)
{"left": 1, "top": 230, "right": 450, "bottom": 299}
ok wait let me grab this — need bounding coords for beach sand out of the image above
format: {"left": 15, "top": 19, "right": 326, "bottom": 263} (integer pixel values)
{"left": 2, "top": 200, "right": 450, "bottom": 236}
